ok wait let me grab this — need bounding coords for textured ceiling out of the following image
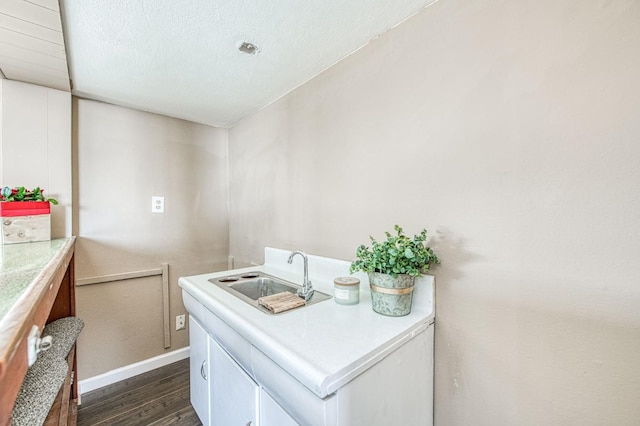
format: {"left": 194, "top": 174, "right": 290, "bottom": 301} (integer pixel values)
{"left": 60, "top": 0, "right": 437, "bottom": 128}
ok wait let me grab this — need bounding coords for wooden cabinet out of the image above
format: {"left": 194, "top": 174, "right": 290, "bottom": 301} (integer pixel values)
{"left": 0, "top": 238, "right": 77, "bottom": 426}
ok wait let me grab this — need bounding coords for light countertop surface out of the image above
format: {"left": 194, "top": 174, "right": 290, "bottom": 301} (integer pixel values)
{"left": 179, "top": 247, "right": 434, "bottom": 398}
{"left": 0, "top": 238, "right": 74, "bottom": 327}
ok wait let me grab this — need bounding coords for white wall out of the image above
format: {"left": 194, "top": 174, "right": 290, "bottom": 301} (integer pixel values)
{"left": 228, "top": 0, "right": 640, "bottom": 424}
{"left": 0, "top": 79, "right": 72, "bottom": 237}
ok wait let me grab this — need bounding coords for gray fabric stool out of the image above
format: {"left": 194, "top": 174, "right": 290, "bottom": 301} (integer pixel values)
{"left": 41, "top": 317, "right": 85, "bottom": 360}
{"left": 10, "top": 355, "right": 68, "bottom": 426}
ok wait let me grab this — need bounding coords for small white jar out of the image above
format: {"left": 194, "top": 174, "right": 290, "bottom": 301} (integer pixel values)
{"left": 333, "top": 277, "right": 360, "bottom": 305}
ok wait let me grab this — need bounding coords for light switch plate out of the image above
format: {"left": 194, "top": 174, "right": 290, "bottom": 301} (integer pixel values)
{"left": 152, "top": 196, "right": 164, "bottom": 213}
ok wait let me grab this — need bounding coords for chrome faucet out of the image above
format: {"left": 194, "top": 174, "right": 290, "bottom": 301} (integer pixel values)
{"left": 287, "top": 250, "right": 314, "bottom": 301}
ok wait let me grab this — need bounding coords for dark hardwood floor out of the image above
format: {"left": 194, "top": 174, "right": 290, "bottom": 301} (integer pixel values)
{"left": 77, "top": 358, "right": 202, "bottom": 426}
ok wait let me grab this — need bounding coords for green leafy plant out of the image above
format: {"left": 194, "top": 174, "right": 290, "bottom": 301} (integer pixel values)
{"left": 0, "top": 186, "right": 58, "bottom": 205}
{"left": 350, "top": 225, "right": 439, "bottom": 277}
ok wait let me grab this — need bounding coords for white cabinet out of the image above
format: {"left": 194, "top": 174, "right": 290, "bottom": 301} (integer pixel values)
{"left": 190, "top": 315, "right": 260, "bottom": 426}
{"left": 209, "top": 337, "right": 258, "bottom": 425}
{"left": 184, "top": 292, "right": 299, "bottom": 425}
{"left": 260, "top": 389, "right": 298, "bottom": 426}
{"left": 187, "top": 302, "right": 433, "bottom": 426}
{"left": 182, "top": 280, "right": 434, "bottom": 426}
{"left": 189, "top": 317, "right": 210, "bottom": 424}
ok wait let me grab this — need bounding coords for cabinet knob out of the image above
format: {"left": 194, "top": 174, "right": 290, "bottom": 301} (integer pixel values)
{"left": 200, "top": 360, "right": 207, "bottom": 380}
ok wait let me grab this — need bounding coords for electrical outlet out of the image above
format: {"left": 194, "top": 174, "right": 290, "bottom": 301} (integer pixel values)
{"left": 152, "top": 196, "right": 165, "bottom": 213}
{"left": 176, "top": 314, "right": 186, "bottom": 330}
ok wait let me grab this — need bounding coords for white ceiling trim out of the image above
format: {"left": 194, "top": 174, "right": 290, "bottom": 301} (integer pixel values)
{"left": 0, "top": 0, "right": 70, "bottom": 91}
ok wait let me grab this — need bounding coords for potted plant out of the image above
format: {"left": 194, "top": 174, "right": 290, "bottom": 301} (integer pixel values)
{"left": 0, "top": 186, "right": 58, "bottom": 244}
{"left": 350, "top": 225, "right": 439, "bottom": 317}
{"left": 0, "top": 186, "right": 58, "bottom": 203}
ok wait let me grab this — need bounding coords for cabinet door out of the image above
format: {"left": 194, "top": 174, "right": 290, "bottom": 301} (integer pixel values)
{"left": 189, "top": 317, "right": 210, "bottom": 425}
{"left": 260, "top": 389, "right": 299, "bottom": 426}
{"left": 210, "top": 337, "right": 258, "bottom": 425}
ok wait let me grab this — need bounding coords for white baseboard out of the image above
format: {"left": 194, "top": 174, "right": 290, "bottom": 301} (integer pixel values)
{"left": 78, "top": 346, "right": 190, "bottom": 397}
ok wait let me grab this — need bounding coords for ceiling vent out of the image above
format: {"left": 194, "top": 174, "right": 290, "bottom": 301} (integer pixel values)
{"left": 239, "top": 42, "right": 259, "bottom": 55}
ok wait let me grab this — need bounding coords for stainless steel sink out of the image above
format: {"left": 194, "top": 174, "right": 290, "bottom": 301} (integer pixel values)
{"left": 209, "top": 271, "right": 332, "bottom": 315}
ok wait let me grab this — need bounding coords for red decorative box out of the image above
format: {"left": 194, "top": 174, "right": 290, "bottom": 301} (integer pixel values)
{"left": 0, "top": 202, "right": 51, "bottom": 244}
{"left": 0, "top": 201, "right": 51, "bottom": 217}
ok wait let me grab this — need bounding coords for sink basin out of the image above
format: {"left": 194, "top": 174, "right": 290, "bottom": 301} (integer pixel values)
{"left": 209, "top": 271, "right": 332, "bottom": 314}
{"left": 231, "top": 277, "right": 298, "bottom": 300}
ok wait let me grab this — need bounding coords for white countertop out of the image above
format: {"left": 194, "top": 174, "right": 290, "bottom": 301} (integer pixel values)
{"left": 178, "top": 247, "right": 434, "bottom": 398}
